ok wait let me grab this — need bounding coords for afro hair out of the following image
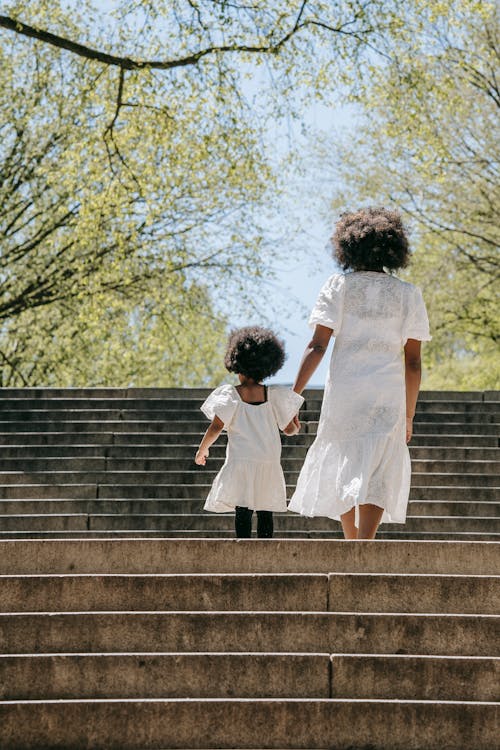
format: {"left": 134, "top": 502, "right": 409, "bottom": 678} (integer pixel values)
{"left": 224, "top": 326, "right": 286, "bottom": 382}
{"left": 332, "top": 207, "right": 410, "bottom": 272}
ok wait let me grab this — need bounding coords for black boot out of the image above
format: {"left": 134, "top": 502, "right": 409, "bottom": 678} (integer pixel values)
{"left": 235, "top": 506, "right": 253, "bottom": 538}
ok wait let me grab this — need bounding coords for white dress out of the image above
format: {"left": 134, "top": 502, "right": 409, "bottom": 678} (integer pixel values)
{"left": 288, "top": 271, "right": 431, "bottom": 525}
{"left": 201, "top": 385, "right": 304, "bottom": 513}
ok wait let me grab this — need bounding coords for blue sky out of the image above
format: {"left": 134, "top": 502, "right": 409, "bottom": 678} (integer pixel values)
{"left": 230, "top": 98, "right": 353, "bottom": 387}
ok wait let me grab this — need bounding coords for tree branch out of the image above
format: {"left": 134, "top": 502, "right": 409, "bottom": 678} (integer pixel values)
{"left": 0, "top": 11, "right": 360, "bottom": 71}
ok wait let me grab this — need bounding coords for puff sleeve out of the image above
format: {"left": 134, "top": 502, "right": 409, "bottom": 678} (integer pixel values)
{"left": 268, "top": 387, "right": 305, "bottom": 431}
{"left": 403, "top": 284, "right": 432, "bottom": 344}
{"left": 308, "top": 273, "right": 346, "bottom": 333}
{"left": 200, "top": 385, "right": 239, "bottom": 429}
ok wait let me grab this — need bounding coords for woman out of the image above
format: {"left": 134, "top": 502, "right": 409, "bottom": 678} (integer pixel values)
{"left": 288, "top": 207, "right": 431, "bottom": 539}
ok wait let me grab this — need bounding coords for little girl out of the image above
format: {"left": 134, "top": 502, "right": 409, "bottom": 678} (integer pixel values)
{"left": 195, "top": 326, "right": 304, "bottom": 538}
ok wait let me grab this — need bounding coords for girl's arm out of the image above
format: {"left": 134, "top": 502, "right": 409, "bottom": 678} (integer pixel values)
{"left": 293, "top": 324, "right": 333, "bottom": 394}
{"left": 404, "top": 338, "right": 422, "bottom": 443}
{"left": 195, "top": 416, "right": 224, "bottom": 465}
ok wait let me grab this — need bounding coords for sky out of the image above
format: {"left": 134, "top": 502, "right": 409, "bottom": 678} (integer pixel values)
{"left": 27, "top": 0, "right": 353, "bottom": 387}
{"left": 229, "top": 99, "right": 353, "bottom": 387}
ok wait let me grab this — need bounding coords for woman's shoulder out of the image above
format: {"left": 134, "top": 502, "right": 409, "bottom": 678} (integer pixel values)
{"left": 323, "top": 272, "right": 346, "bottom": 289}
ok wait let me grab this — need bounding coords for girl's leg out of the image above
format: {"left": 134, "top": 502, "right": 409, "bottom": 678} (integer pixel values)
{"left": 340, "top": 507, "right": 358, "bottom": 539}
{"left": 357, "top": 503, "right": 384, "bottom": 539}
{"left": 256, "top": 510, "right": 274, "bottom": 538}
{"left": 235, "top": 506, "right": 253, "bottom": 538}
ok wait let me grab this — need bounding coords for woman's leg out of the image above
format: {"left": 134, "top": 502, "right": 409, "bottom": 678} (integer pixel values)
{"left": 256, "top": 510, "right": 274, "bottom": 538}
{"left": 357, "top": 503, "right": 384, "bottom": 539}
{"left": 341, "top": 507, "right": 357, "bottom": 539}
{"left": 235, "top": 506, "right": 253, "bottom": 538}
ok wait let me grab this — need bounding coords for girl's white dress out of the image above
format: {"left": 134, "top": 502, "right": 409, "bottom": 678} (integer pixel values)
{"left": 201, "top": 385, "right": 304, "bottom": 513}
{"left": 288, "top": 271, "right": 431, "bottom": 525}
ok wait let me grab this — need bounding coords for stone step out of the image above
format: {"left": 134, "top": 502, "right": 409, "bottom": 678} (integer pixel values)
{"left": 1, "top": 610, "right": 497, "bottom": 656}
{"left": 0, "top": 398, "right": 498, "bottom": 414}
{"left": 0, "top": 573, "right": 329, "bottom": 613}
{"left": 1, "top": 498, "right": 497, "bottom": 517}
{"left": 3, "top": 529, "right": 500, "bottom": 541}
{"left": 2, "top": 652, "right": 497, "bottom": 702}
{"left": 329, "top": 654, "right": 499, "bottom": 701}
{"left": 1, "top": 572, "right": 497, "bottom": 614}
{"left": 1, "top": 457, "right": 497, "bottom": 476}
{"left": 1, "top": 483, "right": 497, "bottom": 500}
{"left": 0, "top": 698, "right": 496, "bottom": 749}
{"left": 0, "top": 444, "right": 498, "bottom": 461}
{"left": 0, "top": 652, "right": 333, "bottom": 700}
{"left": 0, "top": 419, "right": 498, "bottom": 434}
{"left": 2, "top": 539, "right": 495, "bottom": 576}
{"left": 0, "top": 431, "right": 496, "bottom": 448}
{"left": 0, "top": 402, "right": 500, "bottom": 425}
{"left": 0, "top": 470, "right": 497, "bottom": 488}
{"left": 2, "top": 513, "right": 498, "bottom": 534}
{"left": 0, "top": 387, "right": 490, "bottom": 399}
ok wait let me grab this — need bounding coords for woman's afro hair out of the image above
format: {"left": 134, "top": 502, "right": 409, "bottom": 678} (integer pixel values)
{"left": 224, "top": 326, "right": 286, "bottom": 382}
{"left": 332, "top": 207, "right": 410, "bottom": 272}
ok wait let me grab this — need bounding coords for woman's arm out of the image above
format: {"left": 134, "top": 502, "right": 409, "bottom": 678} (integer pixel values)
{"left": 293, "top": 324, "right": 333, "bottom": 394}
{"left": 195, "top": 416, "right": 224, "bottom": 465}
{"left": 404, "top": 338, "right": 422, "bottom": 443}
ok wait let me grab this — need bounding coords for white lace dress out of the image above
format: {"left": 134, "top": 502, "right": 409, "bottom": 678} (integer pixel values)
{"left": 201, "top": 384, "right": 304, "bottom": 513}
{"left": 288, "top": 271, "right": 431, "bottom": 525}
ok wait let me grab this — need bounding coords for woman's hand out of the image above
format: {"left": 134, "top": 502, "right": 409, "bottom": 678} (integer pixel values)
{"left": 406, "top": 417, "right": 413, "bottom": 443}
{"left": 195, "top": 448, "right": 209, "bottom": 465}
{"left": 283, "top": 415, "right": 301, "bottom": 436}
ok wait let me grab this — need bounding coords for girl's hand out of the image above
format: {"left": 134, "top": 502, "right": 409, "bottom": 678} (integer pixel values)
{"left": 406, "top": 417, "right": 413, "bottom": 443}
{"left": 195, "top": 448, "right": 209, "bottom": 465}
{"left": 283, "top": 415, "right": 300, "bottom": 436}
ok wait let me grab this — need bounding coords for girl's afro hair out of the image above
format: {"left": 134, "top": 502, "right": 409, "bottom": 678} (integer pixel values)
{"left": 224, "top": 326, "right": 286, "bottom": 382}
{"left": 332, "top": 207, "right": 410, "bottom": 272}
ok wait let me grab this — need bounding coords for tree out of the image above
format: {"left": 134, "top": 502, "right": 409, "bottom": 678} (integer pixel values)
{"left": 1, "top": 0, "right": 408, "bottom": 385}
{"left": 321, "top": 0, "right": 499, "bottom": 388}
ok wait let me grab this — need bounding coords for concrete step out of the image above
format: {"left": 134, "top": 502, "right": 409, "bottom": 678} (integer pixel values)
{"left": 1, "top": 409, "right": 499, "bottom": 425}
{"left": 329, "top": 654, "right": 499, "bottom": 701}
{"left": 0, "top": 483, "right": 498, "bottom": 501}
{"left": 328, "top": 572, "right": 500, "bottom": 614}
{"left": 2, "top": 610, "right": 497, "bottom": 656}
{"left": 0, "top": 398, "right": 498, "bottom": 414}
{"left": 0, "top": 444, "right": 498, "bottom": 461}
{"left": 0, "top": 431, "right": 496, "bottom": 448}
{"left": 1, "top": 498, "right": 497, "bottom": 518}
{"left": 1, "top": 457, "right": 498, "bottom": 477}
{"left": 0, "top": 698, "right": 497, "bottom": 749}
{"left": 407, "top": 501, "right": 500, "bottom": 516}
{"left": 1, "top": 470, "right": 497, "bottom": 488}
{"left": 1, "top": 572, "right": 497, "bottom": 614}
{"left": 0, "top": 573, "right": 329, "bottom": 612}
{"left": 3, "top": 529, "right": 500, "bottom": 541}
{"left": 2, "top": 539, "right": 496, "bottom": 576}
{"left": 0, "top": 419, "right": 498, "bottom": 434}
{"left": 2, "top": 652, "right": 497, "bottom": 702}
{"left": 0, "top": 652, "right": 332, "bottom": 700}
{"left": 0, "top": 387, "right": 488, "bottom": 398}
{"left": 2, "top": 513, "right": 498, "bottom": 534}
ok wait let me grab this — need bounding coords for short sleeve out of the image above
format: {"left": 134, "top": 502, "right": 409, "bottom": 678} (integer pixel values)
{"left": 403, "top": 285, "right": 432, "bottom": 343}
{"left": 308, "top": 273, "right": 346, "bottom": 333}
{"left": 268, "top": 387, "right": 305, "bottom": 431}
{"left": 200, "top": 385, "right": 239, "bottom": 429}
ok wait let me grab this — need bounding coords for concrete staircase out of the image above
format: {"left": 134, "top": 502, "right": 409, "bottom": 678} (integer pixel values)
{"left": 0, "top": 387, "right": 498, "bottom": 539}
{"left": 0, "top": 389, "right": 498, "bottom": 748}
{"left": 0, "top": 538, "right": 498, "bottom": 748}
